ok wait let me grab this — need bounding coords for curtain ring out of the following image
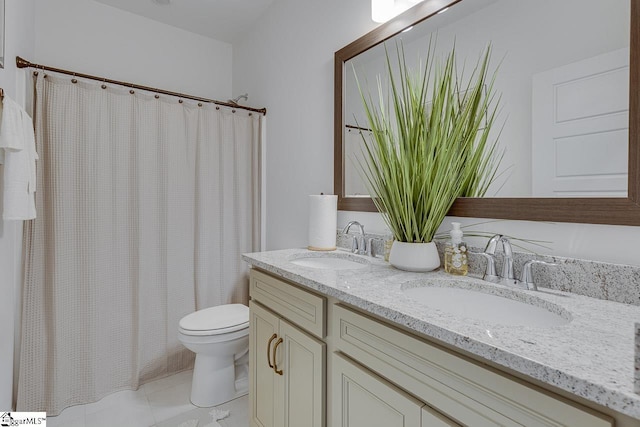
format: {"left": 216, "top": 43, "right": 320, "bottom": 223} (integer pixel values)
{"left": 155, "top": 94, "right": 160, "bottom": 99}
{"left": 249, "top": 113, "right": 252, "bottom": 116}
{"left": 101, "top": 78, "right": 107, "bottom": 90}
{"left": 216, "top": 106, "right": 220, "bottom": 110}
{"left": 129, "top": 89, "right": 135, "bottom": 94}
{"left": 198, "top": 103, "right": 202, "bottom": 107}
{"left": 178, "top": 99, "right": 183, "bottom": 104}
{"left": 71, "top": 72, "right": 77, "bottom": 84}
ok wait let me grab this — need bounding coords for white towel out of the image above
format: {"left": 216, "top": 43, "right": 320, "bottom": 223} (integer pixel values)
{"left": 0, "top": 95, "right": 38, "bottom": 220}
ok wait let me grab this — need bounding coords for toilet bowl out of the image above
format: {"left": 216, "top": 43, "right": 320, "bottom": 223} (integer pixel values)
{"left": 178, "top": 304, "right": 250, "bottom": 407}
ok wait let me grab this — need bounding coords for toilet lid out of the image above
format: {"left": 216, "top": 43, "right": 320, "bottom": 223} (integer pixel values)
{"left": 179, "top": 304, "right": 249, "bottom": 335}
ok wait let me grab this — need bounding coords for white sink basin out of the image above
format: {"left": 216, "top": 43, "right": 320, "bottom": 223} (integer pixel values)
{"left": 289, "top": 253, "right": 369, "bottom": 270}
{"left": 402, "top": 280, "right": 571, "bottom": 328}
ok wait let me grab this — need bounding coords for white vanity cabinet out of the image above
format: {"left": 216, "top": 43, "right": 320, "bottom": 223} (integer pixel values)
{"left": 248, "top": 268, "right": 621, "bottom": 427}
{"left": 249, "top": 269, "right": 326, "bottom": 427}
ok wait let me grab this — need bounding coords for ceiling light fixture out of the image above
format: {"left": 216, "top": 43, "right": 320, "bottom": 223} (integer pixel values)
{"left": 371, "top": 0, "right": 424, "bottom": 23}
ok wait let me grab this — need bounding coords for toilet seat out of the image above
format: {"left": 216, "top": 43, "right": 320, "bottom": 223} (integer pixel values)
{"left": 179, "top": 304, "right": 249, "bottom": 336}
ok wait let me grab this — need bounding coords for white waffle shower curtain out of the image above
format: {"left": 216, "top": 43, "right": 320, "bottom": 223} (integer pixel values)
{"left": 17, "top": 74, "right": 262, "bottom": 414}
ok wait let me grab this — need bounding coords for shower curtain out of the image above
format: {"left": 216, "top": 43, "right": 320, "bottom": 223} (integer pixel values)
{"left": 16, "top": 74, "right": 262, "bottom": 415}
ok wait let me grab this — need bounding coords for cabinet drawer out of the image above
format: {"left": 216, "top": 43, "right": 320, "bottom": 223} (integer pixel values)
{"left": 250, "top": 269, "right": 325, "bottom": 338}
{"left": 333, "top": 304, "right": 612, "bottom": 427}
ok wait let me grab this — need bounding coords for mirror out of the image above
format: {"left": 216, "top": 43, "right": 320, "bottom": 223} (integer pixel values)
{"left": 335, "top": 0, "right": 640, "bottom": 225}
{"left": 0, "top": 0, "right": 4, "bottom": 69}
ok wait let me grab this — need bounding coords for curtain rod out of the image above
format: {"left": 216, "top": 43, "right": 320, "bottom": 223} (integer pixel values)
{"left": 345, "top": 124, "right": 371, "bottom": 132}
{"left": 16, "top": 56, "right": 267, "bottom": 116}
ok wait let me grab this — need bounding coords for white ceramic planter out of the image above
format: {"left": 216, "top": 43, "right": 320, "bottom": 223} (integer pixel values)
{"left": 388, "top": 241, "right": 440, "bottom": 272}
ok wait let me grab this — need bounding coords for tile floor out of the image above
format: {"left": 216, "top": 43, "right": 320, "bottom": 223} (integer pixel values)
{"left": 46, "top": 370, "right": 248, "bottom": 427}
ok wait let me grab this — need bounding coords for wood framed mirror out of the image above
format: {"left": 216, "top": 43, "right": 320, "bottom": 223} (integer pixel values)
{"left": 334, "top": 0, "right": 640, "bottom": 226}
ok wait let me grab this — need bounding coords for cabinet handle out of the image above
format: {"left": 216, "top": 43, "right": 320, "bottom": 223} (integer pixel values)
{"left": 267, "top": 333, "right": 277, "bottom": 369}
{"left": 273, "top": 337, "right": 283, "bottom": 376}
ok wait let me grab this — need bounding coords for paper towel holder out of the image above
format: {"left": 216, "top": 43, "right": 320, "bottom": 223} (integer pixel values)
{"left": 308, "top": 194, "right": 338, "bottom": 251}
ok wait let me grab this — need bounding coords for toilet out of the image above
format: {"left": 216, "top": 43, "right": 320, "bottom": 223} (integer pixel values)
{"left": 178, "top": 303, "right": 250, "bottom": 407}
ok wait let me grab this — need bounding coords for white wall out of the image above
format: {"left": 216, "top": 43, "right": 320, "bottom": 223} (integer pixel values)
{"left": 0, "top": 0, "right": 36, "bottom": 410}
{"left": 34, "top": 0, "right": 233, "bottom": 101}
{"left": 235, "top": 0, "right": 640, "bottom": 267}
{"left": 233, "top": 0, "right": 377, "bottom": 250}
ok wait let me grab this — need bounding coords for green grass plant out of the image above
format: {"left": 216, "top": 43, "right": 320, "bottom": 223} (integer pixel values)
{"left": 354, "top": 41, "right": 503, "bottom": 243}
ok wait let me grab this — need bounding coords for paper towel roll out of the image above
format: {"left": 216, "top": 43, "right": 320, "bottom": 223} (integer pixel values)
{"left": 308, "top": 194, "right": 337, "bottom": 251}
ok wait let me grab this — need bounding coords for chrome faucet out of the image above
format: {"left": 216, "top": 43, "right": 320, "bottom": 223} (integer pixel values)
{"left": 479, "top": 234, "right": 556, "bottom": 290}
{"left": 519, "top": 259, "right": 557, "bottom": 291}
{"left": 484, "top": 234, "right": 515, "bottom": 282}
{"left": 342, "top": 221, "right": 367, "bottom": 255}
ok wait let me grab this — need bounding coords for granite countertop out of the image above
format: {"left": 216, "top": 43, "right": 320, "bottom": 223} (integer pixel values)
{"left": 242, "top": 248, "right": 640, "bottom": 420}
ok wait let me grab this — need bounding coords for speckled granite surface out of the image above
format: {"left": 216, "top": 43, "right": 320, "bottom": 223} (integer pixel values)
{"left": 243, "top": 248, "right": 640, "bottom": 420}
{"left": 636, "top": 323, "right": 640, "bottom": 395}
{"left": 338, "top": 231, "right": 640, "bottom": 306}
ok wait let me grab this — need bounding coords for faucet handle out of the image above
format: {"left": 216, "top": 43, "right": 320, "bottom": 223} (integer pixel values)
{"left": 519, "top": 259, "right": 557, "bottom": 291}
{"left": 350, "top": 235, "right": 359, "bottom": 254}
{"left": 349, "top": 235, "right": 369, "bottom": 255}
{"left": 471, "top": 251, "right": 500, "bottom": 283}
{"left": 358, "top": 236, "right": 368, "bottom": 256}
{"left": 498, "top": 236, "right": 515, "bottom": 280}
{"left": 483, "top": 234, "right": 503, "bottom": 255}
{"left": 367, "top": 238, "right": 375, "bottom": 257}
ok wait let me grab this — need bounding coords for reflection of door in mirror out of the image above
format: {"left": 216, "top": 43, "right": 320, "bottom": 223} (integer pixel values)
{"left": 343, "top": 0, "right": 630, "bottom": 199}
{"left": 532, "top": 48, "right": 629, "bottom": 197}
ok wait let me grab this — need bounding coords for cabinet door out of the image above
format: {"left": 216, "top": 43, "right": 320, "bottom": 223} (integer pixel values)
{"left": 249, "top": 302, "right": 280, "bottom": 427}
{"left": 332, "top": 353, "right": 423, "bottom": 427}
{"left": 276, "top": 319, "right": 326, "bottom": 427}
